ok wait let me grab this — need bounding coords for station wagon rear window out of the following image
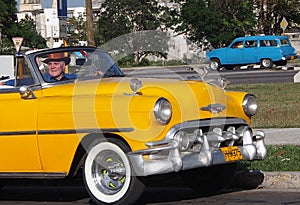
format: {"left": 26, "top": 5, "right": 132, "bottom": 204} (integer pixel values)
{"left": 259, "top": 40, "right": 277, "bottom": 47}
{"left": 245, "top": 40, "right": 257, "bottom": 48}
{"left": 280, "top": 39, "right": 289, "bottom": 45}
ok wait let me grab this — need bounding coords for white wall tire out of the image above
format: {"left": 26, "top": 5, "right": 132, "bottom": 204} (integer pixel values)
{"left": 260, "top": 58, "right": 273, "bottom": 68}
{"left": 83, "top": 140, "right": 144, "bottom": 205}
{"left": 209, "top": 59, "right": 221, "bottom": 71}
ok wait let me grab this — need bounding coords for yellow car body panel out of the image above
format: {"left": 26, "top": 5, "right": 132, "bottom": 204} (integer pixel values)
{"left": 0, "top": 77, "right": 251, "bottom": 173}
{"left": 0, "top": 91, "right": 41, "bottom": 171}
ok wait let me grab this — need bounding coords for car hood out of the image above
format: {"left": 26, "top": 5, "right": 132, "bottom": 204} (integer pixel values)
{"left": 70, "top": 77, "right": 248, "bottom": 122}
{"left": 40, "top": 77, "right": 249, "bottom": 144}
{"left": 206, "top": 47, "right": 228, "bottom": 57}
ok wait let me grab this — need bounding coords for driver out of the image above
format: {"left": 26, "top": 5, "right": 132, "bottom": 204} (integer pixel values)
{"left": 43, "top": 53, "right": 77, "bottom": 82}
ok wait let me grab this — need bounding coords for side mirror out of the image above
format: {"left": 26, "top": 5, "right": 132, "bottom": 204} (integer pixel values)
{"left": 19, "top": 86, "right": 36, "bottom": 99}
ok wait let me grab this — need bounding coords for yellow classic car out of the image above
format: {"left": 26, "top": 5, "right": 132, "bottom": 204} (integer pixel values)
{"left": 0, "top": 46, "right": 266, "bottom": 205}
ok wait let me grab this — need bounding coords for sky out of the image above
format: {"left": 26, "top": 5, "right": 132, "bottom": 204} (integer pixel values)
{"left": 16, "top": 0, "right": 85, "bottom": 9}
{"left": 42, "top": 0, "right": 85, "bottom": 8}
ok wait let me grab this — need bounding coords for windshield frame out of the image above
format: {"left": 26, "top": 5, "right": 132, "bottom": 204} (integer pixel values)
{"left": 27, "top": 46, "right": 125, "bottom": 85}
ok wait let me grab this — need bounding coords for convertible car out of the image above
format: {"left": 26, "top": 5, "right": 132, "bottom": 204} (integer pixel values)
{"left": 0, "top": 46, "right": 266, "bottom": 205}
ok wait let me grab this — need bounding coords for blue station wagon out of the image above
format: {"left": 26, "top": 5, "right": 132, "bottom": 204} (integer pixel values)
{"left": 206, "top": 35, "right": 298, "bottom": 71}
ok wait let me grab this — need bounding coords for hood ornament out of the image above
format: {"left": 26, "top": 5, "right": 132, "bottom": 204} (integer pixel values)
{"left": 201, "top": 104, "right": 226, "bottom": 114}
{"left": 123, "top": 78, "right": 143, "bottom": 96}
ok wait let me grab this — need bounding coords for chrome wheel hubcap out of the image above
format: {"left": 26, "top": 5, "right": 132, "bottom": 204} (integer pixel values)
{"left": 92, "top": 150, "right": 126, "bottom": 195}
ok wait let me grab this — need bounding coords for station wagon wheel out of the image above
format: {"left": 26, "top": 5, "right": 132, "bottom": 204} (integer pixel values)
{"left": 260, "top": 58, "right": 273, "bottom": 68}
{"left": 209, "top": 59, "right": 221, "bottom": 71}
{"left": 83, "top": 139, "right": 144, "bottom": 205}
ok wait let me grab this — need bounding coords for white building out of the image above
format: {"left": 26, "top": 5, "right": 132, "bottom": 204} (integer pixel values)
{"left": 19, "top": 0, "right": 42, "bottom": 12}
{"left": 17, "top": 0, "right": 102, "bottom": 48}
{"left": 16, "top": 0, "right": 202, "bottom": 62}
{"left": 43, "top": 8, "right": 61, "bottom": 47}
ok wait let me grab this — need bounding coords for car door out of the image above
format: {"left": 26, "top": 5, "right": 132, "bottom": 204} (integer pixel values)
{"left": 226, "top": 40, "right": 244, "bottom": 64}
{"left": 0, "top": 56, "right": 41, "bottom": 171}
{"left": 37, "top": 84, "right": 80, "bottom": 173}
{"left": 243, "top": 40, "right": 258, "bottom": 64}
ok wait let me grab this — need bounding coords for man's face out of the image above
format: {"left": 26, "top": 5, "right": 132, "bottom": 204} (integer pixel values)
{"left": 47, "top": 61, "right": 64, "bottom": 77}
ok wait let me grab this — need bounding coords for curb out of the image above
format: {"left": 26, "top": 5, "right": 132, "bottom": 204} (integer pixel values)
{"left": 262, "top": 171, "right": 300, "bottom": 189}
{"left": 232, "top": 170, "right": 300, "bottom": 189}
{"left": 282, "top": 66, "right": 300, "bottom": 71}
{"left": 294, "top": 71, "right": 300, "bottom": 82}
{"left": 232, "top": 128, "right": 300, "bottom": 190}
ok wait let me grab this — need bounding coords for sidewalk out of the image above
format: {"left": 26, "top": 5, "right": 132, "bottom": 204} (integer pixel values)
{"left": 257, "top": 128, "right": 300, "bottom": 145}
{"left": 234, "top": 128, "right": 300, "bottom": 190}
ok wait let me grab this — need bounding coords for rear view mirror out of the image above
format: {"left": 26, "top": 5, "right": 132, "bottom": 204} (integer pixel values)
{"left": 76, "top": 58, "right": 86, "bottom": 66}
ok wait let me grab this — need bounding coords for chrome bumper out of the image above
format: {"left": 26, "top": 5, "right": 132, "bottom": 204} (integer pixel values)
{"left": 129, "top": 119, "right": 267, "bottom": 176}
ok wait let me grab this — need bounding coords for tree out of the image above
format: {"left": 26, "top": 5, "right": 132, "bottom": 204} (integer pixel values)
{"left": 67, "top": 16, "right": 87, "bottom": 46}
{"left": 0, "top": 1, "right": 46, "bottom": 53}
{"left": 173, "top": 0, "right": 256, "bottom": 49}
{"left": 17, "top": 15, "right": 47, "bottom": 49}
{"left": 95, "top": 0, "right": 170, "bottom": 64}
{"left": 0, "top": 0, "right": 18, "bottom": 53}
{"left": 173, "top": 0, "right": 300, "bottom": 49}
{"left": 255, "top": 0, "right": 300, "bottom": 35}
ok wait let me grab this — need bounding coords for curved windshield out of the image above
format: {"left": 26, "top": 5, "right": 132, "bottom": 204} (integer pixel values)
{"left": 35, "top": 48, "right": 124, "bottom": 83}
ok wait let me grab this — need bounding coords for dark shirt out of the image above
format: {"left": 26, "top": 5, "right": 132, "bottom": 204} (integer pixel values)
{"left": 43, "top": 72, "right": 78, "bottom": 82}
{"left": 3, "top": 72, "right": 77, "bottom": 86}
{"left": 4, "top": 79, "right": 15, "bottom": 86}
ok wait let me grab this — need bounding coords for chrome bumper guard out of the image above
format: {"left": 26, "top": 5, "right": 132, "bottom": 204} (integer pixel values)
{"left": 129, "top": 119, "right": 267, "bottom": 176}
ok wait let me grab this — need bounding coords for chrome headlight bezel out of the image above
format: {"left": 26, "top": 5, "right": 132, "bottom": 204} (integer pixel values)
{"left": 154, "top": 98, "right": 172, "bottom": 125}
{"left": 242, "top": 94, "right": 258, "bottom": 117}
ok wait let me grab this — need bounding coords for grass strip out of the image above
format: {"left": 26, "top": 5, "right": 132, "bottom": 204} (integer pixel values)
{"left": 228, "top": 83, "right": 300, "bottom": 171}
{"left": 238, "top": 145, "right": 300, "bottom": 171}
{"left": 228, "top": 82, "right": 300, "bottom": 128}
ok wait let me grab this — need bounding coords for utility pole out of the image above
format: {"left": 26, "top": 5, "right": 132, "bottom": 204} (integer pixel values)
{"left": 86, "top": 0, "right": 95, "bottom": 46}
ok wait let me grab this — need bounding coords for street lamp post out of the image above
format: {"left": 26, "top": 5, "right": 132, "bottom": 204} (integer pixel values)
{"left": 57, "top": 0, "right": 68, "bottom": 44}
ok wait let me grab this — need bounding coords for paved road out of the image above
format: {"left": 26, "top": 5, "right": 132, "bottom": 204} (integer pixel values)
{"left": 0, "top": 182, "right": 300, "bottom": 205}
{"left": 220, "top": 69, "right": 298, "bottom": 84}
{"left": 124, "top": 66, "right": 299, "bottom": 84}
{"left": 142, "top": 189, "right": 300, "bottom": 205}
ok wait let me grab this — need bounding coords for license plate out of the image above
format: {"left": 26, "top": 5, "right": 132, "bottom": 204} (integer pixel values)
{"left": 220, "top": 146, "right": 243, "bottom": 162}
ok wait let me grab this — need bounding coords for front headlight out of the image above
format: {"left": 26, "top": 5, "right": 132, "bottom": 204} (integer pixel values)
{"left": 154, "top": 98, "right": 172, "bottom": 125}
{"left": 242, "top": 94, "right": 258, "bottom": 117}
